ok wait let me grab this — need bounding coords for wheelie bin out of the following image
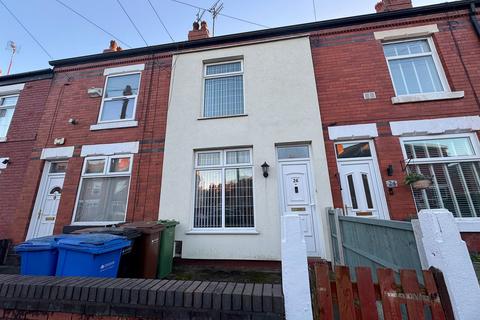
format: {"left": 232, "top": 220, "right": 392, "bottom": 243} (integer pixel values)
{"left": 122, "top": 221, "right": 164, "bottom": 278}
{"left": 157, "top": 220, "right": 179, "bottom": 278}
{"left": 55, "top": 233, "right": 131, "bottom": 277}
{"left": 72, "top": 227, "right": 141, "bottom": 278}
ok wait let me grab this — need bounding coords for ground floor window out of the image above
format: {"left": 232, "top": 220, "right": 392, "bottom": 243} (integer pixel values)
{"left": 73, "top": 155, "right": 132, "bottom": 223}
{"left": 193, "top": 149, "right": 254, "bottom": 229}
{"left": 401, "top": 134, "right": 480, "bottom": 218}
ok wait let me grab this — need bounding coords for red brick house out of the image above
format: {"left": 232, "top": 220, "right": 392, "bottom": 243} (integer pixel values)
{"left": 2, "top": 0, "right": 480, "bottom": 259}
{"left": 0, "top": 69, "right": 53, "bottom": 241}
{"left": 311, "top": 0, "right": 480, "bottom": 251}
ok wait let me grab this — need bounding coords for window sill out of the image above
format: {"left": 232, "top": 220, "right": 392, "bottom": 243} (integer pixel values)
{"left": 90, "top": 120, "right": 138, "bottom": 131}
{"left": 186, "top": 229, "right": 259, "bottom": 235}
{"left": 456, "top": 218, "right": 480, "bottom": 232}
{"left": 198, "top": 114, "right": 248, "bottom": 121}
{"left": 0, "top": 137, "right": 6, "bottom": 142}
{"left": 391, "top": 91, "right": 464, "bottom": 104}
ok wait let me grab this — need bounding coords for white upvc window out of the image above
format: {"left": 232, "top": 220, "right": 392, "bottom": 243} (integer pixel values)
{"left": 98, "top": 72, "right": 141, "bottom": 123}
{"left": 401, "top": 133, "right": 480, "bottom": 219}
{"left": 383, "top": 38, "right": 449, "bottom": 97}
{"left": 73, "top": 154, "right": 133, "bottom": 224}
{"left": 193, "top": 148, "right": 254, "bottom": 230}
{"left": 203, "top": 60, "right": 244, "bottom": 118}
{"left": 0, "top": 94, "right": 18, "bottom": 140}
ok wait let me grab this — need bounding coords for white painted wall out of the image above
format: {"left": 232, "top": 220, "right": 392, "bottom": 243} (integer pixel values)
{"left": 159, "top": 37, "right": 333, "bottom": 260}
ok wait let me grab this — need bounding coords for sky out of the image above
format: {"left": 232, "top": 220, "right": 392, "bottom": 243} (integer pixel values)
{"left": 0, "top": 0, "right": 458, "bottom": 74}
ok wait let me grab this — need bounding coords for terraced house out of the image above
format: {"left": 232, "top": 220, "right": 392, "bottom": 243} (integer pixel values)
{"left": 1, "top": 0, "right": 479, "bottom": 265}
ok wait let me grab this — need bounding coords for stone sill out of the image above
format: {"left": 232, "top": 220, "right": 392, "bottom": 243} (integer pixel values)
{"left": 0, "top": 274, "right": 284, "bottom": 319}
{"left": 90, "top": 120, "right": 138, "bottom": 131}
{"left": 391, "top": 91, "right": 465, "bottom": 104}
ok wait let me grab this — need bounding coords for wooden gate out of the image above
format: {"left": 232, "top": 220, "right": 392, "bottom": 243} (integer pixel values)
{"left": 310, "top": 262, "right": 454, "bottom": 320}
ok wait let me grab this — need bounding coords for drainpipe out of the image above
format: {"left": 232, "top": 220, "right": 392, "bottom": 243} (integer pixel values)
{"left": 469, "top": 1, "right": 480, "bottom": 39}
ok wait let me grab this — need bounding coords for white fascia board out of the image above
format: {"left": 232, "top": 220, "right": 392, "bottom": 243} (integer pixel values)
{"left": 40, "top": 146, "right": 75, "bottom": 160}
{"left": 103, "top": 64, "right": 145, "bottom": 76}
{"left": 81, "top": 141, "right": 139, "bottom": 157}
{"left": 0, "top": 83, "right": 25, "bottom": 96}
{"left": 328, "top": 123, "right": 378, "bottom": 141}
{"left": 390, "top": 116, "right": 480, "bottom": 136}
{"left": 374, "top": 24, "right": 439, "bottom": 41}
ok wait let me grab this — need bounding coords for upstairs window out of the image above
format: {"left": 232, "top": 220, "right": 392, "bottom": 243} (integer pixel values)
{"left": 0, "top": 95, "right": 18, "bottom": 140}
{"left": 203, "top": 61, "right": 244, "bottom": 118}
{"left": 402, "top": 134, "right": 480, "bottom": 218}
{"left": 383, "top": 38, "right": 448, "bottom": 96}
{"left": 99, "top": 73, "right": 141, "bottom": 123}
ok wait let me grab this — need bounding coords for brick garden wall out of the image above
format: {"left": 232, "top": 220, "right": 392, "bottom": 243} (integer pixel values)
{"left": 0, "top": 78, "right": 52, "bottom": 241}
{"left": 10, "top": 54, "right": 172, "bottom": 243}
{"left": 309, "top": 11, "right": 480, "bottom": 250}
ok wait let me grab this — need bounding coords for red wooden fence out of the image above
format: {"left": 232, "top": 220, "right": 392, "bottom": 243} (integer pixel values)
{"left": 310, "top": 262, "right": 454, "bottom": 320}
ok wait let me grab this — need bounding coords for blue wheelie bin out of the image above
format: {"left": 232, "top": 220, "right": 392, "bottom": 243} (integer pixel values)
{"left": 55, "top": 234, "right": 131, "bottom": 278}
{"left": 15, "top": 234, "right": 78, "bottom": 276}
{"left": 15, "top": 236, "right": 60, "bottom": 276}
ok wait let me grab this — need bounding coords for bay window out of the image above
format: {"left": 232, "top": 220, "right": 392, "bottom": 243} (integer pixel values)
{"left": 193, "top": 149, "right": 254, "bottom": 229}
{"left": 73, "top": 155, "right": 132, "bottom": 224}
{"left": 402, "top": 134, "right": 480, "bottom": 218}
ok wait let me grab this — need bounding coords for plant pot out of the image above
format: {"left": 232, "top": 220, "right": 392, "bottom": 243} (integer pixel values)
{"left": 411, "top": 179, "right": 432, "bottom": 189}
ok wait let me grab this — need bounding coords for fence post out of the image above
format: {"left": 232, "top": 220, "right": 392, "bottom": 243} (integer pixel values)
{"left": 334, "top": 208, "right": 345, "bottom": 264}
{"left": 281, "top": 214, "right": 313, "bottom": 320}
{"left": 412, "top": 209, "right": 480, "bottom": 320}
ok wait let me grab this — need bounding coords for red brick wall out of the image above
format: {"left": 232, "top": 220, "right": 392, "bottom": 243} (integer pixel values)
{"left": 0, "top": 79, "right": 51, "bottom": 240}
{"left": 10, "top": 54, "right": 172, "bottom": 243}
{"left": 310, "top": 12, "right": 480, "bottom": 249}
{"left": 0, "top": 310, "right": 137, "bottom": 320}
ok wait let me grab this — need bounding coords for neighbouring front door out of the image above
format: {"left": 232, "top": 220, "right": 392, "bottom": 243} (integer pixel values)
{"left": 278, "top": 145, "right": 319, "bottom": 255}
{"left": 335, "top": 141, "right": 388, "bottom": 219}
{"left": 27, "top": 162, "right": 67, "bottom": 239}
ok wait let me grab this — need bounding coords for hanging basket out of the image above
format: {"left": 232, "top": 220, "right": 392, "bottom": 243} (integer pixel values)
{"left": 411, "top": 179, "right": 432, "bottom": 189}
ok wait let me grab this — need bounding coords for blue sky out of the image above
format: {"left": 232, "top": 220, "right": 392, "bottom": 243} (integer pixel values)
{"left": 0, "top": 0, "right": 456, "bottom": 74}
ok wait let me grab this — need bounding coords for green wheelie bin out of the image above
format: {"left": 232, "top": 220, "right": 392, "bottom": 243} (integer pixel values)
{"left": 157, "top": 220, "right": 179, "bottom": 278}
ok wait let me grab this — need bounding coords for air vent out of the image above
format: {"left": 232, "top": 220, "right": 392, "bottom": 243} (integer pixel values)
{"left": 363, "top": 92, "right": 377, "bottom": 100}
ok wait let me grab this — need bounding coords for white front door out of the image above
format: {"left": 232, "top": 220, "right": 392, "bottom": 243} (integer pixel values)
{"left": 338, "top": 161, "right": 379, "bottom": 217}
{"left": 279, "top": 161, "right": 318, "bottom": 255}
{"left": 27, "top": 162, "right": 67, "bottom": 239}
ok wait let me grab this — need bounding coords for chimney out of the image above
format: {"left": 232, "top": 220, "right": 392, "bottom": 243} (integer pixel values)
{"left": 188, "top": 20, "right": 210, "bottom": 41}
{"left": 103, "top": 40, "right": 123, "bottom": 53}
{"left": 375, "top": 0, "right": 412, "bottom": 13}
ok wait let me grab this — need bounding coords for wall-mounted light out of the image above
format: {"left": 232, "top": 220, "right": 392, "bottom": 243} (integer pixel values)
{"left": 261, "top": 162, "right": 270, "bottom": 178}
{"left": 87, "top": 88, "right": 103, "bottom": 98}
{"left": 68, "top": 118, "right": 78, "bottom": 125}
{"left": 0, "top": 158, "right": 10, "bottom": 170}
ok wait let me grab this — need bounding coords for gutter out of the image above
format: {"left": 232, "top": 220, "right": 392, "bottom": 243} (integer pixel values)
{"left": 470, "top": 1, "right": 480, "bottom": 38}
{"left": 0, "top": 68, "right": 53, "bottom": 86}
{"left": 50, "top": 0, "right": 479, "bottom": 67}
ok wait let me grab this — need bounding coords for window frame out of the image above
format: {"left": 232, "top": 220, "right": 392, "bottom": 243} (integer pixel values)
{"left": 383, "top": 37, "right": 451, "bottom": 97}
{"left": 72, "top": 154, "right": 133, "bottom": 225}
{"left": 201, "top": 60, "right": 245, "bottom": 119}
{"left": 191, "top": 148, "right": 256, "bottom": 233}
{"left": 97, "top": 71, "right": 142, "bottom": 124}
{"left": 0, "top": 94, "right": 19, "bottom": 140}
{"left": 400, "top": 133, "right": 480, "bottom": 226}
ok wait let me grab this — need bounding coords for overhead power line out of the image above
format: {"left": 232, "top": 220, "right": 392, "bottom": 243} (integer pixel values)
{"left": 146, "top": 0, "right": 175, "bottom": 42}
{"left": 54, "top": 0, "right": 132, "bottom": 49}
{"left": 116, "top": 0, "right": 149, "bottom": 46}
{"left": 312, "top": 0, "right": 317, "bottom": 21}
{"left": 0, "top": 0, "right": 53, "bottom": 59}
{"left": 170, "top": 0, "right": 269, "bottom": 29}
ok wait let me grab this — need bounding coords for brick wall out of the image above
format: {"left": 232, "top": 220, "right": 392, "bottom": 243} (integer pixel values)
{"left": 310, "top": 11, "right": 480, "bottom": 250}
{"left": 0, "top": 78, "right": 52, "bottom": 240}
{"left": 10, "top": 54, "right": 172, "bottom": 243}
